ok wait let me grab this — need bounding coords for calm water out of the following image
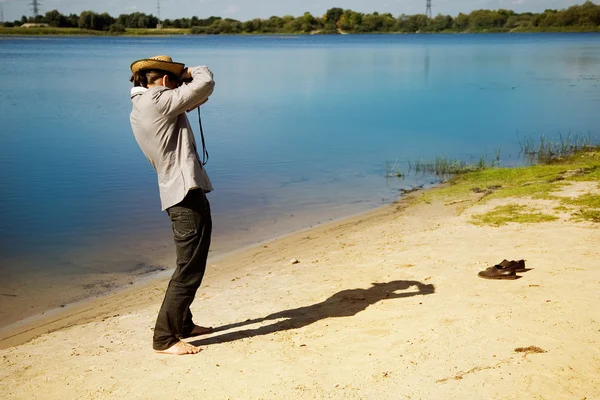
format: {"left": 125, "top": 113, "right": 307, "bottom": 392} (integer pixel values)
{"left": 1, "top": 33, "right": 599, "bottom": 327}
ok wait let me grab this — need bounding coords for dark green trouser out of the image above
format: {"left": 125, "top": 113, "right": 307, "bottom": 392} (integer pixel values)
{"left": 153, "top": 189, "right": 212, "bottom": 351}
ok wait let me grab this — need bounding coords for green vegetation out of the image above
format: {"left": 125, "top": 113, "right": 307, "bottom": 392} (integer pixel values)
{"left": 417, "top": 137, "right": 599, "bottom": 200}
{"left": 471, "top": 187, "right": 600, "bottom": 225}
{"left": 0, "top": 26, "right": 190, "bottom": 36}
{"left": 385, "top": 160, "right": 404, "bottom": 178}
{"left": 2, "top": 2, "right": 600, "bottom": 35}
{"left": 563, "top": 192, "right": 600, "bottom": 208}
{"left": 413, "top": 146, "right": 600, "bottom": 225}
{"left": 560, "top": 192, "right": 600, "bottom": 222}
{"left": 394, "top": 148, "right": 500, "bottom": 180}
{"left": 122, "top": 28, "right": 189, "bottom": 36}
{"left": 0, "top": 26, "right": 103, "bottom": 35}
{"left": 426, "top": 150, "right": 599, "bottom": 201}
{"left": 520, "top": 132, "right": 595, "bottom": 164}
{"left": 408, "top": 153, "right": 500, "bottom": 177}
{"left": 574, "top": 208, "right": 600, "bottom": 222}
{"left": 471, "top": 204, "right": 558, "bottom": 226}
{"left": 422, "top": 164, "right": 566, "bottom": 201}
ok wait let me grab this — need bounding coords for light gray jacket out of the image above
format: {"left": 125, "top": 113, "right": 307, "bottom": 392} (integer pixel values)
{"left": 130, "top": 66, "right": 215, "bottom": 210}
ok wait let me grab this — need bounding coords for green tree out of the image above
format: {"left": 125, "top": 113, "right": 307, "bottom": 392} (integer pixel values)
{"left": 338, "top": 10, "right": 363, "bottom": 32}
{"left": 302, "top": 12, "right": 317, "bottom": 32}
{"left": 401, "top": 14, "right": 428, "bottom": 32}
{"left": 537, "top": 9, "right": 559, "bottom": 27}
{"left": 284, "top": 17, "right": 303, "bottom": 33}
{"left": 45, "top": 10, "right": 67, "bottom": 27}
{"left": 242, "top": 19, "right": 256, "bottom": 32}
{"left": 200, "top": 16, "right": 222, "bottom": 26}
{"left": 118, "top": 12, "right": 158, "bottom": 28}
{"left": 505, "top": 14, "right": 533, "bottom": 29}
{"left": 569, "top": 1, "right": 600, "bottom": 26}
{"left": 468, "top": 10, "right": 508, "bottom": 30}
{"left": 262, "top": 16, "right": 285, "bottom": 32}
{"left": 78, "top": 11, "right": 115, "bottom": 30}
{"left": 217, "top": 19, "right": 242, "bottom": 34}
{"left": 325, "top": 7, "right": 344, "bottom": 24}
{"left": 321, "top": 22, "right": 338, "bottom": 33}
{"left": 430, "top": 14, "right": 453, "bottom": 31}
{"left": 98, "top": 12, "right": 116, "bottom": 29}
{"left": 66, "top": 14, "right": 79, "bottom": 27}
{"left": 360, "top": 13, "right": 382, "bottom": 32}
{"left": 78, "top": 11, "right": 96, "bottom": 29}
{"left": 169, "top": 18, "right": 189, "bottom": 28}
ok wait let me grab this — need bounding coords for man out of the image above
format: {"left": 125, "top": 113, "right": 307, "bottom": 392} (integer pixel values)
{"left": 129, "top": 55, "right": 215, "bottom": 355}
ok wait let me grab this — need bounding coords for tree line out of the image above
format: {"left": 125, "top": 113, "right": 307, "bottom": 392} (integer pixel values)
{"left": 3, "top": 2, "right": 599, "bottom": 33}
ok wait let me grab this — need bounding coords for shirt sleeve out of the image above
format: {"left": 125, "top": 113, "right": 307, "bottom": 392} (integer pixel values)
{"left": 152, "top": 66, "right": 215, "bottom": 116}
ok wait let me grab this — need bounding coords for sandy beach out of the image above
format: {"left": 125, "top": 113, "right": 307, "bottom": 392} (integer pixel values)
{"left": 1, "top": 179, "right": 599, "bottom": 399}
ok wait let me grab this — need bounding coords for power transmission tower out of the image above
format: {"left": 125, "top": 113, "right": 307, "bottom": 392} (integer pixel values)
{"left": 426, "top": 0, "right": 432, "bottom": 19}
{"left": 30, "top": 0, "right": 41, "bottom": 17}
{"left": 156, "top": 0, "right": 163, "bottom": 28}
{"left": 0, "top": 5, "right": 4, "bottom": 23}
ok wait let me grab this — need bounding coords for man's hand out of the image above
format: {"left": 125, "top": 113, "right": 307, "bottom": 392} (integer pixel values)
{"left": 180, "top": 67, "right": 192, "bottom": 81}
{"left": 191, "top": 66, "right": 213, "bottom": 79}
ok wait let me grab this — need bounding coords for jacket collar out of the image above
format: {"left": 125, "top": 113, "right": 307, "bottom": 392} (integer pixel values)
{"left": 130, "top": 86, "right": 148, "bottom": 99}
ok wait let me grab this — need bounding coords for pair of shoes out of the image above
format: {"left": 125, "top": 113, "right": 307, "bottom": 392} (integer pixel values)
{"left": 477, "top": 259, "right": 527, "bottom": 280}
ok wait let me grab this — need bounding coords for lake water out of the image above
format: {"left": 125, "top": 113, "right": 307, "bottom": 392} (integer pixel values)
{"left": 1, "top": 33, "right": 599, "bottom": 328}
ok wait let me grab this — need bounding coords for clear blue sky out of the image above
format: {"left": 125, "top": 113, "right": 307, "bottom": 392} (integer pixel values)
{"left": 0, "top": 0, "right": 588, "bottom": 22}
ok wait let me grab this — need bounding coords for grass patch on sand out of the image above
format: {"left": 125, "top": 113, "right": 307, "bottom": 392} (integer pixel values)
{"left": 414, "top": 146, "right": 600, "bottom": 225}
{"left": 471, "top": 204, "right": 558, "bottom": 226}
{"left": 562, "top": 193, "right": 600, "bottom": 209}
{"left": 568, "top": 166, "right": 600, "bottom": 181}
{"left": 420, "top": 147, "right": 600, "bottom": 204}
{"left": 560, "top": 193, "right": 600, "bottom": 223}
{"left": 573, "top": 209, "right": 600, "bottom": 222}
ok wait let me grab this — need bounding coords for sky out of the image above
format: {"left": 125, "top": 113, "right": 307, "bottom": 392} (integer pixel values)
{"left": 0, "top": 0, "right": 588, "bottom": 22}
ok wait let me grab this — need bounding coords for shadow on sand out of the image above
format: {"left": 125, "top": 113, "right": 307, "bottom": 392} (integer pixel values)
{"left": 192, "top": 280, "right": 435, "bottom": 347}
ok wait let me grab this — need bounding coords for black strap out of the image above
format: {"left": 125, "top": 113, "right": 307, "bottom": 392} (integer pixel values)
{"left": 197, "top": 107, "right": 209, "bottom": 165}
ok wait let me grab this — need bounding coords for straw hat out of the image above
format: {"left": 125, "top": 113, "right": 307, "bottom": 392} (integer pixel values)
{"left": 130, "top": 55, "right": 185, "bottom": 76}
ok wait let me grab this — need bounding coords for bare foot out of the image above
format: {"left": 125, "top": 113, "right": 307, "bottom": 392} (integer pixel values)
{"left": 190, "top": 325, "right": 214, "bottom": 336}
{"left": 155, "top": 341, "right": 201, "bottom": 355}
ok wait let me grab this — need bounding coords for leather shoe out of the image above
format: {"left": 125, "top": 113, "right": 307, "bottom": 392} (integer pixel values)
{"left": 497, "top": 259, "right": 526, "bottom": 272}
{"left": 478, "top": 265, "right": 517, "bottom": 280}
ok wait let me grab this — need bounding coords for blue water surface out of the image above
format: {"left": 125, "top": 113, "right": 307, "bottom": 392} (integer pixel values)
{"left": 0, "top": 33, "right": 599, "bottom": 324}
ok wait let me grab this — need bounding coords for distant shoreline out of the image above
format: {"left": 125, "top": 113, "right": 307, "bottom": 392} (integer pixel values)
{"left": 1, "top": 27, "right": 599, "bottom": 37}
{"left": 5, "top": 3, "right": 599, "bottom": 36}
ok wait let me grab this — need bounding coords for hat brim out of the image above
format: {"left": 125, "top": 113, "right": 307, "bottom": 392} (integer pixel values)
{"left": 130, "top": 59, "right": 185, "bottom": 77}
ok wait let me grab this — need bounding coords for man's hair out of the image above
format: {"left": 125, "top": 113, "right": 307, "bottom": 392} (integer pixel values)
{"left": 130, "top": 70, "right": 179, "bottom": 88}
